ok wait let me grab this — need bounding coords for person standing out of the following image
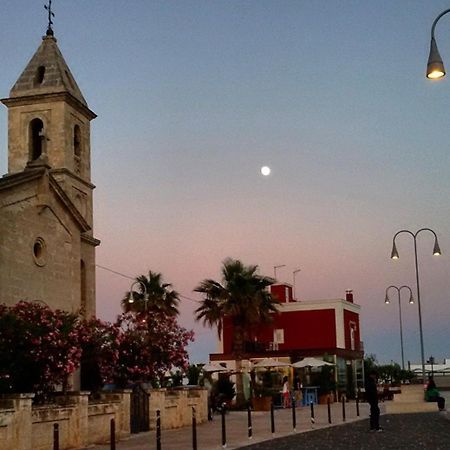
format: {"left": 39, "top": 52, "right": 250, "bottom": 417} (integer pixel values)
{"left": 293, "top": 374, "right": 303, "bottom": 407}
{"left": 282, "top": 376, "right": 291, "bottom": 408}
{"left": 365, "top": 370, "right": 382, "bottom": 432}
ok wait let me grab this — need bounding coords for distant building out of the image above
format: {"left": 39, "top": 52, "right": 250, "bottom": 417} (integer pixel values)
{"left": 409, "top": 358, "right": 450, "bottom": 376}
{"left": 210, "top": 284, "right": 364, "bottom": 394}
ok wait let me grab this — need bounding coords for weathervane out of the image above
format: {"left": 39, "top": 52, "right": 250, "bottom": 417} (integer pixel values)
{"left": 44, "top": 0, "right": 55, "bottom": 36}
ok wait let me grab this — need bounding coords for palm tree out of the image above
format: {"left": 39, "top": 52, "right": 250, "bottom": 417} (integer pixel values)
{"left": 122, "top": 271, "right": 180, "bottom": 317}
{"left": 194, "top": 258, "right": 278, "bottom": 405}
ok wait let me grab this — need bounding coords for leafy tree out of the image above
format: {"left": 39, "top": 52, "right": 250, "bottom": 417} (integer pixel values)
{"left": 122, "top": 271, "right": 180, "bottom": 317}
{"left": 363, "top": 355, "right": 416, "bottom": 384}
{"left": 186, "top": 364, "right": 202, "bottom": 385}
{"left": 194, "top": 258, "right": 277, "bottom": 406}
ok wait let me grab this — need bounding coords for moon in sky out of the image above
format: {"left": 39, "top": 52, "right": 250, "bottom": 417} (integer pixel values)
{"left": 261, "top": 166, "right": 271, "bottom": 176}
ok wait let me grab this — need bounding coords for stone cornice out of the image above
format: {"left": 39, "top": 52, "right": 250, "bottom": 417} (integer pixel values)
{"left": 48, "top": 175, "right": 91, "bottom": 232}
{"left": 50, "top": 168, "right": 96, "bottom": 189}
{"left": 1, "top": 92, "right": 96, "bottom": 120}
{"left": 81, "top": 234, "right": 101, "bottom": 247}
{"left": 0, "top": 167, "right": 47, "bottom": 191}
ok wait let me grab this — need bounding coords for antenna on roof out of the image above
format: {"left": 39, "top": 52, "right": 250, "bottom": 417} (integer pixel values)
{"left": 44, "top": 0, "right": 55, "bottom": 36}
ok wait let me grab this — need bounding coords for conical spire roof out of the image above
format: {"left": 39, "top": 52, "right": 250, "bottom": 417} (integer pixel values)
{"left": 9, "top": 35, "right": 87, "bottom": 106}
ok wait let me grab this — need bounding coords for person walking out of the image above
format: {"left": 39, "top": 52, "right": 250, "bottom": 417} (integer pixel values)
{"left": 365, "top": 370, "right": 382, "bottom": 432}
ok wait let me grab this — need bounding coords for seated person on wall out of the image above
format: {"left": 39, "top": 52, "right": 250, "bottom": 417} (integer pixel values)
{"left": 425, "top": 377, "right": 446, "bottom": 411}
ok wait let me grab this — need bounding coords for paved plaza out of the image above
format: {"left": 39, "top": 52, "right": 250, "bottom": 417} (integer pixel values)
{"left": 85, "top": 401, "right": 449, "bottom": 450}
{"left": 87, "top": 401, "right": 370, "bottom": 450}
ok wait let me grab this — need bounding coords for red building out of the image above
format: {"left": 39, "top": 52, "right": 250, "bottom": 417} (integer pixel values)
{"left": 210, "top": 284, "right": 364, "bottom": 394}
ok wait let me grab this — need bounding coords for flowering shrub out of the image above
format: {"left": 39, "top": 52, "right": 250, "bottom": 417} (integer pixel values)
{"left": 79, "top": 318, "right": 121, "bottom": 391}
{"left": 114, "top": 311, "right": 194, "bottom": 387}
{"left": 0, "top": 302, "right": 80, "bottom": 397}
{"left": 0, "top": 302, "right": 194, "bottom": 396}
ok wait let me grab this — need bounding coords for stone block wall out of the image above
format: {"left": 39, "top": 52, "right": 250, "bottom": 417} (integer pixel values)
{"left": 148, "top": 387, "right": 208, "bottom": 430}
{"left": 0, "top": 391, "right": 130, "bottom": 450}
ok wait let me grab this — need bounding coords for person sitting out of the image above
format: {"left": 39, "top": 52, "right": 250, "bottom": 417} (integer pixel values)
{"left": 425, "top": 377, "right": 446, "bottom": 411}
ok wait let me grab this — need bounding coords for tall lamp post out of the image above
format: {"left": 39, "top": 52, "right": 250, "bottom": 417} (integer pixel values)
{"left": 384, "top": 285, "right": 414, "bottom": 370}
{"left": 273, "top": 264, "right": 286, "bottom": 280}
{"left": 390, "top": 228, "right": 441, "bottom": 384}
{"left": 293, "top": 268, "right": 301, "bottom": 300}
{"left": 426, "top": 8, "right": 450, "bottom": 79}
{"left": 127, "top": 280, "right": 149, "bottom": 313}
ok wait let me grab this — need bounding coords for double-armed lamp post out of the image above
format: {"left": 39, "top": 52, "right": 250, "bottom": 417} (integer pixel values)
{"left": 390, "top": 228, "right": 441, "bottom": 383}
{"left": 427, "top": 9, "right": 450, "bottom": 79}
{"left": 384, "top": 285, "right": 414, "bottom": 370}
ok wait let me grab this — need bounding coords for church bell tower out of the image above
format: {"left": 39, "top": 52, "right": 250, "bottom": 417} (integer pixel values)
{"left": 0, "top": 10, "right": 99, "bottom": 316}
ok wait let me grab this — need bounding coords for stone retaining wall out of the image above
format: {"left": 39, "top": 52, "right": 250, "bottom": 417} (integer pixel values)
{"left": 0, "top": 391, "right": 131, "bottom": 450}
{"left": 148, "top": 387, "right": 208, "bottom": 430}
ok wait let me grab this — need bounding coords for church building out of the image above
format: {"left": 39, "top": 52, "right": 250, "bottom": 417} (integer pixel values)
{"left": 0, "top": 26, "right": 99, "bottom": 316}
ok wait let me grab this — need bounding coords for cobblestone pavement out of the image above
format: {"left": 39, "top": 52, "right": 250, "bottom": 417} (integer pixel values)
{"left": 240, "top": 412, "right": 450, "bottom": 450}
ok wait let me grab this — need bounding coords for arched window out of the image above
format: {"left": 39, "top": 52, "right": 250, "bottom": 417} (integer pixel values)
{"left": 29, "top": 118, "right": 44, "bottom": 161}
{"left": 34, "top": 66, "right": 46, "bottom": 86}
{"left": 74, "top": 125, "right": 81, "bottom": 157}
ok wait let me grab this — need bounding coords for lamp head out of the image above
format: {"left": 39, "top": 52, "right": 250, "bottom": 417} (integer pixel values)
{"left": 409, "top": 295, "right": 414, "bottom": 304}
{"left": 127, "top": 291, "right": 134, "bottom": 304}
{"left": 384, "top": 294, "right": 390, "bottom": 305}
{"left": 433, "top": 238, "right": 442, "bottom": 256}
{"left": 391, "top": 242, "right": 399, "bottom": 260}
{"left": 427, "top": 37, "right": 446, "bottom": 79}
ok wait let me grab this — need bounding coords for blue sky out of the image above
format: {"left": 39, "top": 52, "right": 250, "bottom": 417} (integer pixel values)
{"left": 1, "top": 1, "right": 450, "bottom": 365}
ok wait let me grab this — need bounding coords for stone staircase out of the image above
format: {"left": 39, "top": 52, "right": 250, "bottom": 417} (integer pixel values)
{"left": 385, "top": 385, "right": 438, "bottom": 414}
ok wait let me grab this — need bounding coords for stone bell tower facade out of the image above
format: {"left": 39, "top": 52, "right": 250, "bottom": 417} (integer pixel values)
{"left": 0, "top": 32, "right": 99, "bottom": 316}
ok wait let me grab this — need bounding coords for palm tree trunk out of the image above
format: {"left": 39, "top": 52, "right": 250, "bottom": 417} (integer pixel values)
{"left": 233, "top": 325, "right": 246, "bottom": 408}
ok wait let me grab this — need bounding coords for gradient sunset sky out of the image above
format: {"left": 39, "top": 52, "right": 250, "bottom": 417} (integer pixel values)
{"left": 1, "top": 1, "right": 450, "bottom": 366}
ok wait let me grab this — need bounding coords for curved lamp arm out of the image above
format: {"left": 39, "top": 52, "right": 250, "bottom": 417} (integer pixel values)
{"left": 427, "top": 9, "right": 450, "bottom": 79}
{"left": 127, "top": 280, "right": 148, "bottom": 305}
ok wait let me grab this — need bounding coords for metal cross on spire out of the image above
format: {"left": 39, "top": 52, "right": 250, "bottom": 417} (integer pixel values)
{"left": 44, "top": 0, "right": 55, "bottom": 36}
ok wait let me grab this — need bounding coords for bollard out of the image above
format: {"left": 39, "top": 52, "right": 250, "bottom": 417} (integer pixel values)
{"left": 110, "top": 418, "right": 116, "bottom": 450}
{"left": 221, "top": 403, "right": 227, "bottom": 448}
{"left": 291, "top": 396, "right": 297, "bottom": 431}
{"left": 341, "top": 394, "right": 346, "bottom": 422}
{"left": 192, "top": 407, "right": 197, "bottom": 450}
{"left": 310, "top": 401, "right": 315, "bottom": 426}
{"left": 247, "top": 404, "right": 252, "bottom": 439}
{"left": 156, "top": 409, "right": 162, "bottom": 450}
{"left": 270, "top": 402, "right": 275, "bottom": 436}
{"left": 53, "top": 423, "right": 59, "bottom": 450}
{"left": 356, "top": 395, "right": 360, "bottom": 417}
{"left": 327, "top": 396, "right": 332, "bottom": 424}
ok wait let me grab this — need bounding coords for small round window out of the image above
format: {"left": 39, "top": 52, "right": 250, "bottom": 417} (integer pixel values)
{"left": 32, "top": 238, "right": 47, "bottom": 267}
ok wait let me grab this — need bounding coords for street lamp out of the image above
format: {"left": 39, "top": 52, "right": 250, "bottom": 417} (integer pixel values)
{"left": 127, "top": 280, "right": 149, "bottom": 313}
{"left": 273, "top": 264, "right": 286, "bottom": 280}
{"left": 385, "top": 285, "right": 414, "bottom": 370}
{"left": 390, "top": 228, "right": 441, "bottom": 384}
{"left": 293, "top": 268, "right": 301, "bottom": 300}
{"left": 426, "top": 9, "right": 450, "bottom": 79}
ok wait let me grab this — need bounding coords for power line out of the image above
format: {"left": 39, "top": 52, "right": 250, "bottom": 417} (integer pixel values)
{"left": 95, "top": 264, "right": 199, "bottom": 304}
{"left": 96, "top": 264, "right": 134, "bottom": 280}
